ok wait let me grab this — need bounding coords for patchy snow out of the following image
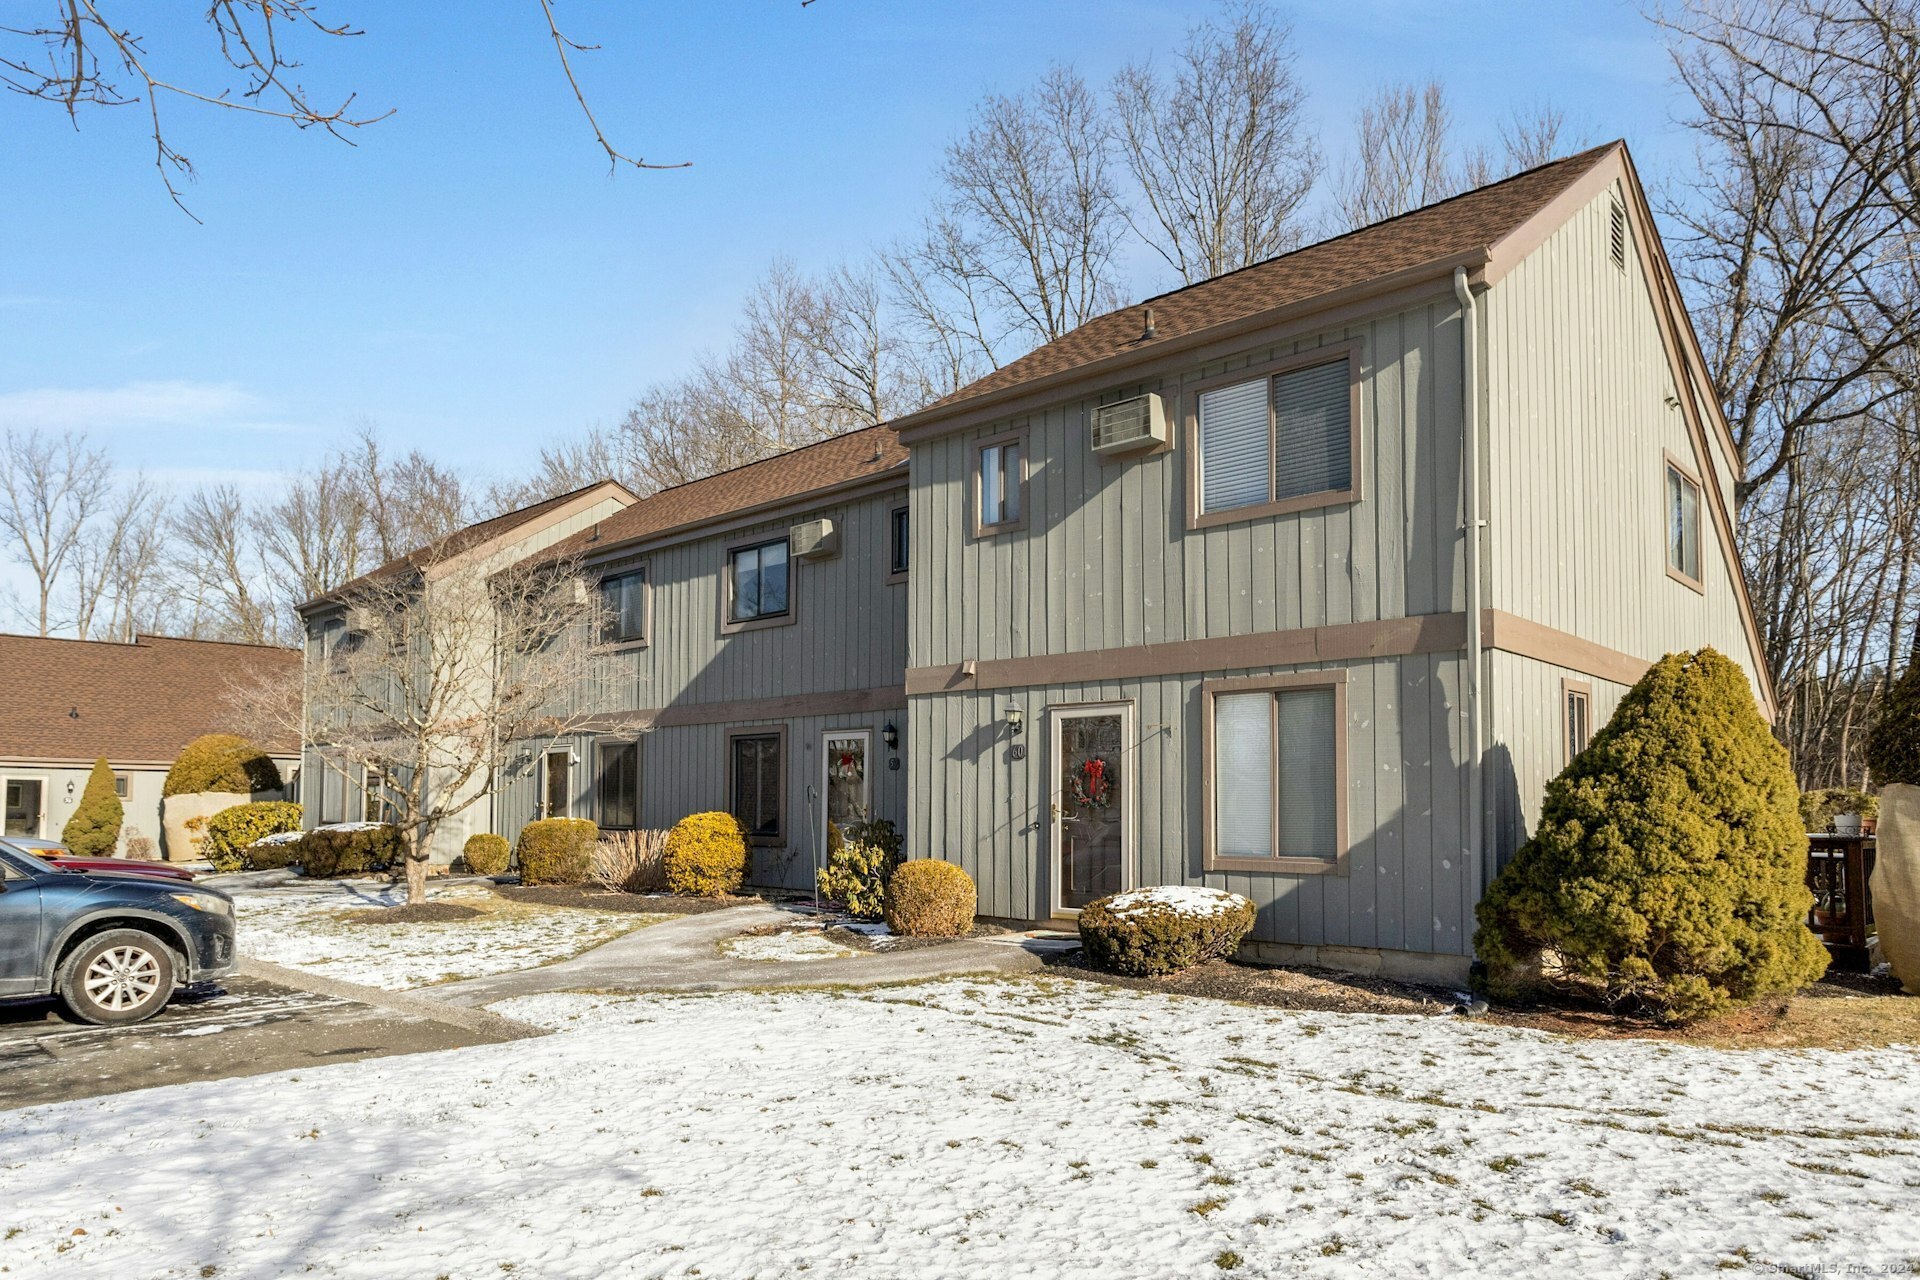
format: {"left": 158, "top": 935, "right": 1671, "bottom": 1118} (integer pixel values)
{"left": 4, "top": 977, "right": 1917, "bottom": 1277}
{"left": 228, "top": 878, "right": 663, "bottom": 990}
{"left": 721, "top": 930, "right": 862, "bottom": 962}
{"left": 246, "top": 830, "right": 304, "bottom": 849}
{"left": 314, "top": 821, "right": 392, "bottom": 833}
{"left": 1102, "top": 884, "right": 1252, "bottom": 919}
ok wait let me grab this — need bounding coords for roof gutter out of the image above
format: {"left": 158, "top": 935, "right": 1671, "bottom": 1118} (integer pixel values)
{"left": 1453, "top": 265, "right": 1488, "bottom": 912}
{"left": 893, "top": 247, "right": 1493, "bottom": 445}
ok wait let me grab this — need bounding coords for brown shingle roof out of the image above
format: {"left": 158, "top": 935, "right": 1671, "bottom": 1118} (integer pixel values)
{"left": 904, "top": 142, "right": 1620, "bottom": 424}
{"left": 303, "top": 479, "right": 634, "bottom": 611}
{"left": 549, "top": 425, "right": 908, "bottom": 558}
{"left": 0, "top": 633, "right": 300, "bottom": 763}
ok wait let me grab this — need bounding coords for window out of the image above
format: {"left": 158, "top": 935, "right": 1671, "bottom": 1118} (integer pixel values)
{"left": 1191, "top": 347, "right": 1360, "bottom": 527}
{"left": 319, "top": 762, "right": 348, "bottom": 825}
{"left": 1665, "top": 456, "right": 1703, "bottom": 588}
{"left": 1203, "top": 673, "right": 1348, "bottom": 873}
{"left": 112, "top": 773, "right": 129, "bottom": 799}
{"left": 972, "top": 429, "right": 1027, "bottom": 536}
{"left": 599, "top": 568, "right": 648, "bottom": 645}
{"left": 888, "top": 504, "right": 910, "bottom": 579}
{"left": 1563, "top": 680, "right": 1593, "bottom": 765}
{"left": 728, "top": 728, "right": 784, "bottom": 844}
{"left": 727, "top": 538, "right": 790, "bottom": 626}
{"left": 541, "top": 752, "right": 571, "bottom": 819}
{"left": 595, "top": 741, "right": 639, "bottom": 830}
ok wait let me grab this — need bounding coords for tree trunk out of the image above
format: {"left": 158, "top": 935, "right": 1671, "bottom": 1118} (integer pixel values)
{"left": 405, "top": 825, "right": 433, "bottom": 907}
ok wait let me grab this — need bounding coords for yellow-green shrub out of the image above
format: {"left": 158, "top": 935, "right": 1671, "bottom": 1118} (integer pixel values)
{"left": 204, "top": 800, "right": 303, "bottom": 872}
{"left": 818, "top": 839, "right": 893, "bottom": 919}
{"left": 61, "top": 758, "right": 124, "bottom": 857}
{"left": 1078, "top": 887, "right": 1256, "bottom": 976}
{"left": 163, "top": 734, "right": 282, "bottom": 797}
{"left": 1474, "top": 648, "right": 1828, "bottom": 1023}
{"left": 515, "top": 818, "right": 598, "bottom": 886}
{"left": 1799, "top": 787, "right": 1877, "bottom": 832}
{"left": 883, "top": 859, "right": 975, "bottom": 937}
{"left": 663, "top": 812, "right": 749, "bottom": 897}
{"left": 299, "top": 823, "right": 402, "bottom": 877}
{"left": 462, "top": 832, "right": 512, "bottom": 876}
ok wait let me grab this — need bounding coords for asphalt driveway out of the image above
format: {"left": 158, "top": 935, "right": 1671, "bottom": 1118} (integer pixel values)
{"left": 0, "top": 973, "right": 530, "bottom": 1110}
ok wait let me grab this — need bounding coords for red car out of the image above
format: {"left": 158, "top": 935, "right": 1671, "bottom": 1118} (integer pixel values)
{"left": 2, "top": 837, "right": 197, "bottom": 882}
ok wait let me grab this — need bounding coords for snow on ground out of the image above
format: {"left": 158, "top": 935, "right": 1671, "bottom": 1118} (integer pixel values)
{"left": 4, "top": 977, "right": 1918, "bottom": 1279}
{"left": 228, "top": 878, "right": 664, "bottom": 989}
{"left": 721, "top": 930, "right": 862, "bottom": 962}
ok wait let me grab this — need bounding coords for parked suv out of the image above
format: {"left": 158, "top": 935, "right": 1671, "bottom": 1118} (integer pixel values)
{"left": 0, "top": 839, "right": 236, "bottom": 1025}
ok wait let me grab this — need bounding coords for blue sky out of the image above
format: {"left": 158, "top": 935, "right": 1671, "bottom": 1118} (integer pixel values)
{"left": 0, "top": 1, "right": 1690, "bottom": 499}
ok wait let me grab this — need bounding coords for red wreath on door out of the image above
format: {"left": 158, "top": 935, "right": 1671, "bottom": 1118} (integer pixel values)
{"left": 1068, "top": 756, "right": 1114, "bottom": 809}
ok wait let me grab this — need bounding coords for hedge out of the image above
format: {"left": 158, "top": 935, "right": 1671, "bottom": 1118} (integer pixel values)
{"left": 883, "top": 860, "right": 975, "bottom": 937}
{"left": 299, "top": 823, "right": 402, "bottom": 878}
{"left": 515, "top": 818, "right": 599, "bottom": 885}
{"left": 462, "top": 832, "right": 512, "bottom": 877}
{"left": 164, "top": 734, "right": 282, "bottom": 797}
{"left": 663, "top": 812, "right": 750, "bottom": 897}
{"left": 1078, "top": 886, "right": 1257, "bottom": 976}
{"left": 204, "top": 800, "right": 303, "bottom": 873}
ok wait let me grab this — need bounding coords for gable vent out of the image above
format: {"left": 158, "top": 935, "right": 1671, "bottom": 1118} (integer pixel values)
{"left": 1609, "top": 199, "right": 1628, "bottom": 271}
{"left": 1090, "top": 392, "right": 1167, "bottom": 456}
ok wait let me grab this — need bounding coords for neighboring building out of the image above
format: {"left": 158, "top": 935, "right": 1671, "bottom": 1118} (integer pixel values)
{"left": 295, "top": 479, "right": 640, "bottom": 851}
{"left": 887, "top": 140, "right": 1769, "bottom": 982}
{"left": 0, "top": 633, "right": 301, "bottom": 854}
{"left": 298, "top": 141, "right": 1770, "bottom": 982}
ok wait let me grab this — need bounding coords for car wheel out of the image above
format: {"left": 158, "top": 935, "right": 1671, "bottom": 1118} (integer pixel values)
{"left": 57, "top": 930, "right": 176, "bottom": 1026}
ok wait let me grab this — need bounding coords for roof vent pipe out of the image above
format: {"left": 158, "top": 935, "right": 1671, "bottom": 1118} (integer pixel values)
{"left": 1142, "top": 306, "right": 1156, "bottom": 340}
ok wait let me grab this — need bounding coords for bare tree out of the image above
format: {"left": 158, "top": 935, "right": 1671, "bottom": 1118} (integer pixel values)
{"left": 170, "top": 484, "right": 272, "bottom": 643}
{"left": 253, "top": 458, "right": 369, "bottom": 609}
{"left": 895, "top": 66, "right": 1125, "bottom": 368}
{"left": 3, "top": 1, "right": 683, "bottom": 218}
{"left": 66, "top": 473, "right": 160, "bottom": 640}
{"left": 0, "top": 428, "right": 111, "bottom": 635}
{"left": 235, "top": 545, "right": 613, "bottom": 905}
{"left": 1335, "top": 80, "right": 1458, "bottom": 230}
{"left": 1111, "top": 1, "right": 1320, "bottom": 283}
{"left": 344, "top": 426, "right": 471, "bottom": 565}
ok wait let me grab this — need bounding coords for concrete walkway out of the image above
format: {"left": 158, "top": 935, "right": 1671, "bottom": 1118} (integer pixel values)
{"left": 429, "top": 902, "right": 1050, "bottom": 1007}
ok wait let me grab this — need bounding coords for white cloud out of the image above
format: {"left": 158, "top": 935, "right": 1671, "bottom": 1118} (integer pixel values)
{"left": 0, "top": 380, "right": 293, "bottom": 434}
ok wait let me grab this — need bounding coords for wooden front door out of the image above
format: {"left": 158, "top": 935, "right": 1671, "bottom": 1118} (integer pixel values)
{"left": 1051, "top": 706, "right": 1131, "bottom": 913}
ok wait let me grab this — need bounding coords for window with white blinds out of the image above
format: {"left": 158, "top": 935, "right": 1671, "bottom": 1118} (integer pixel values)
{"left": 1210, "top": 681, "right": 1341, "bottom": 865}
{"left": 1214, "top": 693, "right": 1274, "bottom": 858}
{"left": 1198, "top": 379, "right": 1270, "bottom": 513}
{"left": 1196, "top": 355, "right": 1353, "bottom": 517}
{"left": 1274, "top": 360, "right": 1352, "bottom": 502}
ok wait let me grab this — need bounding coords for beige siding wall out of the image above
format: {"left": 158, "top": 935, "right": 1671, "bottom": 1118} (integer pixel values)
{"left": 908, "top": 297, "right": 1468, "bottom": 668}
{"left": 1484, "top": 651, "right": 1629, "bottom": 869}
{"left": 1482, "top": 182, "right": 1761, "bottom": 699}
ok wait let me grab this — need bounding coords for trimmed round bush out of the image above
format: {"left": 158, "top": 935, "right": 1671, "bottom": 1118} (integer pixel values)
{"left": 164, "top": 734, "right": 282, "bottom": 797}
{"left": 62, "top": 757, "right": 125, "bottom": 858}
{"left": 883, "top": 859, "right": 975, "bottom": 937}
{"left": 663, "top": 812, "right": 749, "bottom": 896}
{"left": 1078, "top": 886, "right": 1257, "bottom": 976}
{"left": 1474, "top": 648, "right": 1828, "bottom": 1023}
{"left": 299, "top": 823, "right": 402, "bottom": 878}
{"left": 515, "top": 818, "right": 598, "bottom": 886}
{"left": 462, "top": 832, "right": 512, "bottom": 877}
{"left": 203, "top": 800, "right": 303, "bottom": 873}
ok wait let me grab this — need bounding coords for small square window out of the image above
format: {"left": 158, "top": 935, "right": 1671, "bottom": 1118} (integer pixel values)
{"left": 728, "top": 538, "right": 791, "bottom": 625}
{"left": 1665, "top": 459, "right": 1702, "bottom": 587}
{"left": 599, "top": 568, "right": 648, "bottom": 644}
{"left": 112, "top": 773, "right": 129, "bottom": 799}
{"left": 889, "top": 504, "right": 910, "bottom": 578}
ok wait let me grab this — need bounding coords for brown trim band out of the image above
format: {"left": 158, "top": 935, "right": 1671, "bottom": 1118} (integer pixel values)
{"left": 905, "top": 614, "right": 1469, "bottom": 695}
{"left": 566, "top": 685, "right": 906, "bottom": 735}
{"left": 1481, "top": 610, "right": 1650, "bottom": 688}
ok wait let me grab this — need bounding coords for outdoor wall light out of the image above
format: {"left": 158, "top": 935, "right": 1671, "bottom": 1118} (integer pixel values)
{"left": 882, "top": 722, "right": 900, "bottom": 751}
{"left": 1005, "top": 706, "right": 1024, "bottom": 735}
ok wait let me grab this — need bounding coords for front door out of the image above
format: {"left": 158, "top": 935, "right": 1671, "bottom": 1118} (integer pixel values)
{"left": 822, "top": 730, "right": 871, "bottom": 853}
{"left": 542, "top": 753, "right": 570, "bottom": 819}
{"left": 4, "top": 779, "right": 43, "bottom": 838}
{"left": 1051, "top": 706, "right": 1130, "bottom": 913}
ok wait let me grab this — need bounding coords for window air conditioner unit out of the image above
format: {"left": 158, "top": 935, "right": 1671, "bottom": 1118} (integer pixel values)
{"left": 1090, "top": 392, "right": 1167, "bottom": 455}
{"left": 790, "top": 517, "right": 839, "bottom": 559}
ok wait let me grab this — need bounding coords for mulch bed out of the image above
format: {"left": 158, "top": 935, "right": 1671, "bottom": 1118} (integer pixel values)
{"left": 1042, "top": 951, "right": 1453, "bottom": 1017}
{"left": 492, "top": 884, "right": 754, "bottom": 916}
{"left": 339, "top": 903, "right": 483, "bottom": 926}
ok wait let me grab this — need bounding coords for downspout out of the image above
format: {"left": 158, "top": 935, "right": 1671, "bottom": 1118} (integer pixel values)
{"left": 1453, "top": 266, "right": 1486, "bottom": 907}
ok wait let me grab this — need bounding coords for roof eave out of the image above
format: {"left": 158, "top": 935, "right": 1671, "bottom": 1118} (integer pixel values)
{"left": 892, "top": 246, "right": 1495, "bottom": 446}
